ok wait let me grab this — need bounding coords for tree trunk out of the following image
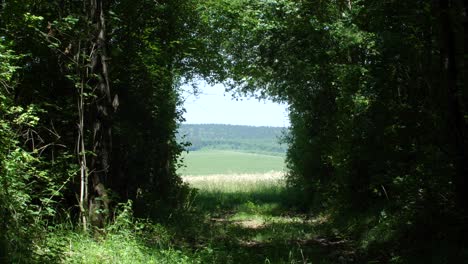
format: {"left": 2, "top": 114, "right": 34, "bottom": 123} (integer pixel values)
{"left": 88, "top": 0, "right": 113, "bottom": 228}
{"left": 439, "top": 0, "right": 468, "bottom": 213}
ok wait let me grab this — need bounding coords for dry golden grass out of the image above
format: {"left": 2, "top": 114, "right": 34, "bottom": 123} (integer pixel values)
{"left": 182, "top": 171, "right": 286, "bottom": 192}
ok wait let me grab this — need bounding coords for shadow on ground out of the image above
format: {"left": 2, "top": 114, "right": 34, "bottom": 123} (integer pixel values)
{"left": 166, "top": 186, "right": 356, "bottom": 264}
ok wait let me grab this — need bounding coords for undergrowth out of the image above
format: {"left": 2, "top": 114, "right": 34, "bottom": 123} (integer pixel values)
{"left": 30, "top": 173, "right": 466, "bottom": 264}
{"left": 34, "top": 201, "right": 202, "bottom": 264}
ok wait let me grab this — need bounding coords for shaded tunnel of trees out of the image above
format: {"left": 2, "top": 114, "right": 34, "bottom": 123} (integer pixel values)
{"left": 1, "top": 0, "right": 468, "bottom": 262}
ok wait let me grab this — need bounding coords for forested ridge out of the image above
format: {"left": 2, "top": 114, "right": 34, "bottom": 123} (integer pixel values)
{"left": 177, "top": 124, "right": 287, "bottom": 154}
{"left": 1, "top": 0, "right": 468, "bottom": 263}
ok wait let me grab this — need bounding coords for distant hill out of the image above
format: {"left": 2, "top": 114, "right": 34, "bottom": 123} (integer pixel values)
{"left": 177, "top": 124, "right": 288, "bottom": 155}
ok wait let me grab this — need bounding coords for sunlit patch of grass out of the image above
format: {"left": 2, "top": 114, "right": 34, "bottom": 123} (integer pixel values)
{"left": 182, "top": 171, "right": 285, "bottom": 192}
{"left": 37, "top": 229, "right": 201, "bottom": 264}
{"left": 35, "top": 203, "right": 204, "bottom": 264}
{"left": 182, "top": 172, "right": 290, "bottom": 214}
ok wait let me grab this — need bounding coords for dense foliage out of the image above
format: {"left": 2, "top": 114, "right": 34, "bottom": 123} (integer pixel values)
{"left": 196, "top": 0, "right": 468, "bottom": 261}
{"left": 0, "top": 0, "right": 201, "bottom": 261}
{"left": 1, "top": 0, "right": 467, "bottom": 263}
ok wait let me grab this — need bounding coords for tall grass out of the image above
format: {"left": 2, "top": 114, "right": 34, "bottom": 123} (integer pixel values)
{"left": 182, "top": 172, "right": 291, "bottom": 213}
{"left": 182, "top": 171, "right": 285, "bottom": 192}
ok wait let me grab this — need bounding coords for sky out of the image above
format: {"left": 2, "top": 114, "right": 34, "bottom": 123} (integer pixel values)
{"left": 181, "top": 81, "right": 290, "bottom": 127}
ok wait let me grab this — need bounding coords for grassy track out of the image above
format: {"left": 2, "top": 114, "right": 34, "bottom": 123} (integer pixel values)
{"left": 178, "top": 150, "right": 286, "bottom": 175}
{"left": 46, "top": 173, "right": 355, "bottom": 263}
{"left": 174, "top": 173, "right": 355, "bottom": 263}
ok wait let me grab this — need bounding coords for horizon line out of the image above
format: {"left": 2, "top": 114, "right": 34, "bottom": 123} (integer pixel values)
{"left": 181, "top": 122, "right": 290, "bottom": 128}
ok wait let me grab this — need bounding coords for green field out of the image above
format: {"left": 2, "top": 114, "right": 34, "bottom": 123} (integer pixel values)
{"left": 178, "top": 150, "right": 285, "bottom": 175}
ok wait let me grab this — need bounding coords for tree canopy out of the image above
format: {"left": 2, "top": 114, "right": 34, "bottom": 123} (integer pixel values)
{"left": 1, "top": 0, "right": 467, "bottom": 262}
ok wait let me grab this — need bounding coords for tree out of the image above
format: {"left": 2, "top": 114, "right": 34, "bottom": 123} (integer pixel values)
{"left": 195, "top": 0, "right": 468, "bottom": 260}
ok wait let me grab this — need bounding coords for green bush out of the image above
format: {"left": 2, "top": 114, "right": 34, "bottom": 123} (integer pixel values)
{"left": 0, "top": 41, "right": 75, "bottom": 263}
